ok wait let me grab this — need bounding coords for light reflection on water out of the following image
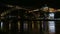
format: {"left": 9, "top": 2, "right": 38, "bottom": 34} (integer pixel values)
{"left": 1, "top": 22, "right": 3, "bottom": 30}
{"left": 48, "top": 21, "right": 55, "bottom": 32}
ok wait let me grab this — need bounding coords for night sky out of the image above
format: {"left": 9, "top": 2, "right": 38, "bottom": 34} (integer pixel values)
{"left": 0, "top": 0, "right": 60, "bottom": 9}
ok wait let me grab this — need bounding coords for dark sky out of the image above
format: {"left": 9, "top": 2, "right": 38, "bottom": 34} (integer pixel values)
{"left": 0, "top": 0, "right": 60, "bottom": 9}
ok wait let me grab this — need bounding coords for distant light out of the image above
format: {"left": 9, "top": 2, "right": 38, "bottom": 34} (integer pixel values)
{"left": 49, "top": 13, "right": 54, "bottom": 19}
{"left": 33, "top": 9, "right": 39, "bottom": 11}
{"left": 49, "top": 8, "right": 55, "bottom": 12}
{"left": 57, "top": 9, "right": 60, "bottom": 11}
{"left": 42, "top": 7, "right": 48, "bottom": 12}
{"left": 7, "top": 5, "right": 14, "bottom": 7}
{"left": 16, "top": 6, "right": 21, "bottom": 9}
{"left": 49, "top": 13, "right": 54, "bottom": 17}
